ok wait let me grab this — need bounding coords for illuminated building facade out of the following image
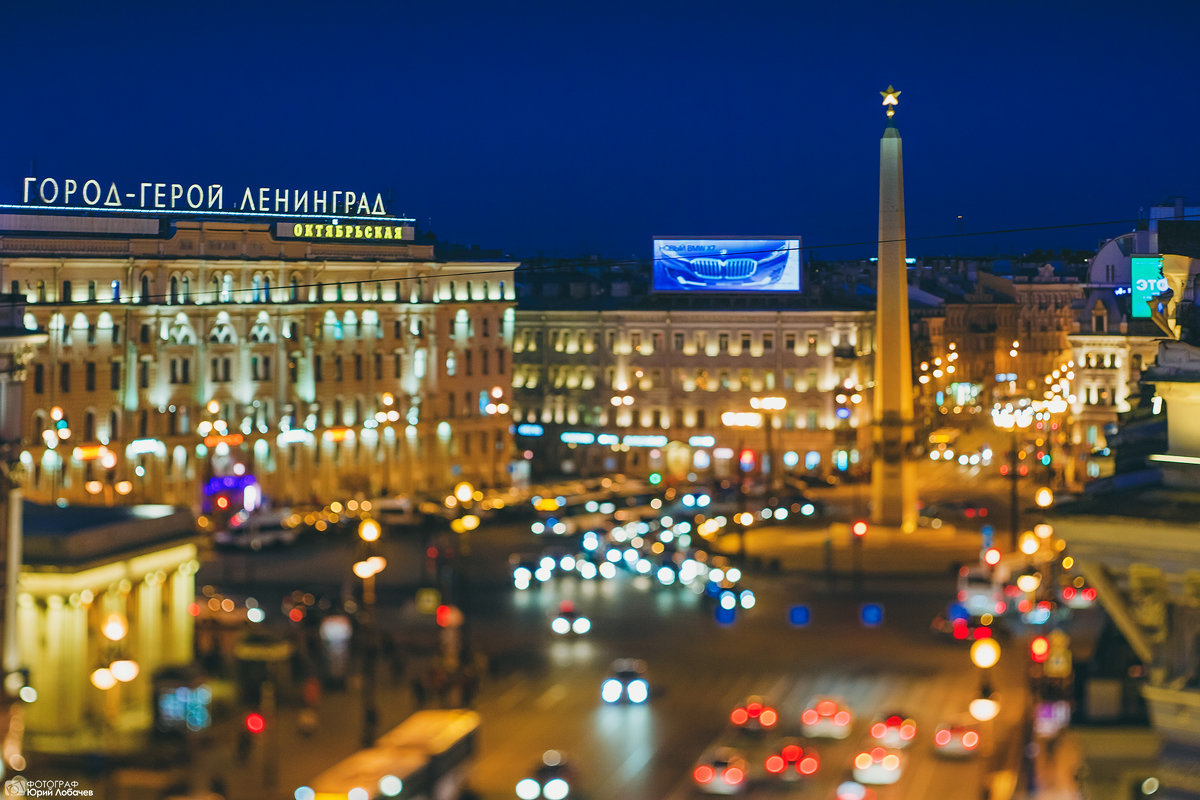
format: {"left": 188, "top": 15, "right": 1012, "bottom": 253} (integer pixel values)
{"left": 511, "top": 308, "right": 874, "bottom": 481}
{"left": 0, "top": 217, "right": 517, "bottom": 511}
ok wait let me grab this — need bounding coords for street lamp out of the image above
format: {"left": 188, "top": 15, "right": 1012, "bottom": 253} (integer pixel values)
{"left": 968, "top": 637, "right": 1001, "bottom": 723}
{"left": 91, "top": 612, "right": 139, "bottom": 736}
{"left": 750, "top": 396, "right": 787, "bottom": 493}
{"left": 721, "top": 411, "right": 763, "bottom": 562}
{"left": 991, "top": 403, "right": 1033, "bottom": 549}
{"left": 354, "top": 517, "right": 385, "bottom": 747}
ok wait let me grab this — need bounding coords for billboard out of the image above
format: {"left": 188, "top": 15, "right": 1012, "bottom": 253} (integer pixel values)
{"left": 1131, "top": 255, "right": 1166, "bottom": 318}
{"left": 653, "top": 238, "right": 801, "bottom": 292}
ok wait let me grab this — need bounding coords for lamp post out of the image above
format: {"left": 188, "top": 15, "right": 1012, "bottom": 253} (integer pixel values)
{"left": 90, "top": 612, "right": 140, "bottom": 742}
{"left": 968, "top": 636, "right": 1001, "bottom": 759}
{"left": 991, "top": 403, "right": 1033, "bottom": 550}
{"left": 750, "top": 396, "right": 786, "bottom": 493}
{"left": 721, "top": 411, "right": 763, "bottom": 562}
{"left": 353, "top": 517, "right": 384, "bottom": 747}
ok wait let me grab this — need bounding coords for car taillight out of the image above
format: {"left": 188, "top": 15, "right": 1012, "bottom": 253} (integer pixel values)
{"left": 1083, "top": 587, "right": 1097, "bottom": 601}
{"left": 834, "top": 711, "right": 851, "bottom": 726}
{"left": 871, "top": 722, "right": 887, "bottom": 738}
{"left": 765, "top": 755, "right": 785, "bottom": 774}
{"left": 730, "top": 708, "right": 749, "bottom": 726}
{"left": 693, "top": 765, "right": 713, "bottom": 783}
{"left": 759, "top": 708, "right": 778, "bottom": 727}
{"left": 1062, "top": 586, "right": 1076, "bottom": 600}
{"left": 723, "top": 767, "right": 744, "bottom": 785}
{"left": 802, "top": 709, "right": 819, "bottom": 725}
{"left": 854, "top": 753, "right": 873, "bottom": 770}
{"left": 799, "top": 756, "right": 819, "bottom": 775}
{"left": 747, "top": 702, "right": 762, "bottom": 717}
{"left": 882, "top": 754, "right": 900, "bottom": 770}
{"left": 901, "top": 724, "right": 915, "bottom": 739}
{"left": 781, "top": 744, "right": 802, "bottom": 760}
{"left": 962, "top": 731, "right": 979, "bottom": 749}
{"left": 817, "top": 700, "right": 836, "bottom": 715}
{"left": 935, "top": 729, "right": 951, "bottom": 746}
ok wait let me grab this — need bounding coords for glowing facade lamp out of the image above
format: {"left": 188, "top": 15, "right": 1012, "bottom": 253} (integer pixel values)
{"left": 90, "top": 667, "right": 117, "bottom": 691}
{"left": 102, "top": 613, "right": 128, "bottom": 642}
{"left": 110, "top": 659, "right": 140, "bottom": 683}
{"left": 353, "top": 560, "right": 375, "bottom": 580}
{"left": 366, "top": 556, "right": 387, "bottom": 574}
{"left": 1034, "top": 523, "right": 1053, "bottom": 539}
{"left": 454, "top": 482, "right": 475, "bottom": 504}
{"left": 970, "top": 638, "right": 1001, "bottom": 670}
{"left": 1034, "top": 488, "right": 1054, "bottom": 508}
{"left": 358, "top": 518, "right": 381, "bottom": 543}
{"left": 1019, "top": 532, "right": 1040, "bottom": 556}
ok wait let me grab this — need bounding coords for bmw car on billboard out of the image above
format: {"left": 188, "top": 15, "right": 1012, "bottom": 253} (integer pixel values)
{"left": 653, "top": 238, "right": 802, "bottom": 292}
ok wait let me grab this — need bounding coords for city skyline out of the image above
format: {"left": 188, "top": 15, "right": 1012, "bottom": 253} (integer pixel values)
{"left": 3, "top": 0, "right": 1198, "bottom": 261}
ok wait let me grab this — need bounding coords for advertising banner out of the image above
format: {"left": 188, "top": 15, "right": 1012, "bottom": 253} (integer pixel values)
{"left": 653, "top": 238, "right": 801, "bottom": 292}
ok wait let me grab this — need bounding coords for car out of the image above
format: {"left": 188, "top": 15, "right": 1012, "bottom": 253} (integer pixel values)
{"left": 515, "top": 749, "right": 573, "bottom": 800}
{"left": 729, "top": 695, "right": 778, "bottom": 732}
{"left": 1060, "top": 579, "right": 1097, "bottom": 609}
{"left": 601, "top": 659, "right": 649, "bottom": 704}
{"left": 762, "top": 739, "right": 819, "bottom": 780}
{"left": 933, "top": 721, "right": 981, "bottom": 757}
{"left": 692, "top": 746, "right": 748, "bottom": 795}
{"left": 656, "top": 239, "right": 793, "bottom": 289}
{"left": 852, "top": 746, "right": 904, "bottom": 785}
{"left": 835, "top": 781, "right": 877, "bottom": 800}
{"left": 868, "top": 713, "right": 917, "bottom": 749}
{"left": 800, "top": 697, "right": 852, "bottom": 739}
{"left": 930, "top": 607, "right": 1003, "bottom": 642}
{"left": 551, "top": 601, "right": 590, "bottom": 635}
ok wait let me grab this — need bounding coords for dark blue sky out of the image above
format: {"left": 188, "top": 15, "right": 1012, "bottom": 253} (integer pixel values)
{"left": 3, "top": 0, "right": 1196, "bottom": 260}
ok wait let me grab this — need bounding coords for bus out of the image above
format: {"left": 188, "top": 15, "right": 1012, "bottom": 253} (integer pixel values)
{"left": 296, "top": 709, "right": 481, "bottom": 800}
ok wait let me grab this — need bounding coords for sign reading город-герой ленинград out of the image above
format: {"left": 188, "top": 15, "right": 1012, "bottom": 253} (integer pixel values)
{"left": 18, "top": 176, "right": 396, "bottom": 217}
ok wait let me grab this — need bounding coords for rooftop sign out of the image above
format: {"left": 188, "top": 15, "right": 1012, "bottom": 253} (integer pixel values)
{"left": 10, "top": 176, "right": 412, "bottom": 221}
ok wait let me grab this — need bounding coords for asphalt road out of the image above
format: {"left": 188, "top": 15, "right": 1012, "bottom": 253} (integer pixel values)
{"left": 197, "top": 503, "right": 1029, "bottom": 800}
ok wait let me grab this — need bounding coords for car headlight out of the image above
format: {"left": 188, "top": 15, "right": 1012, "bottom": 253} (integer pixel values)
{"left": 572, "top": 617, "right": 591, "bottom": 634}
{"left": 551, "top": 617, "right": 570, "bottom": 634}
{"left": 601, "top": 679, "right": 623, "bottom": 703}
{"left": 543, "top": 778, "right": 570, "bottom": 800}
{"left": 627, "top": 679, "right": 649, "bottom": 704}
{"left": 515, "top": 778, "right": 541, "bottom": 800}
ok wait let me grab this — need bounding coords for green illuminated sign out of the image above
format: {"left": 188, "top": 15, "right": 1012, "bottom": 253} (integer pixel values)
{"left": 1131, "top": 256, "right": 1165, "bottom": 318}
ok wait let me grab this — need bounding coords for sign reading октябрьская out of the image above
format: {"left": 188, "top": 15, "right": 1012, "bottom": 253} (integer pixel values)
{"left": 20, "top": 176, "right": 392, "bottom": 217}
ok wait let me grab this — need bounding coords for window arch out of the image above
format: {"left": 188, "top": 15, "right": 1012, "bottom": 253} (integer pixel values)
{"left": 170, "top": 276, "right": 179, "bottom": 305}
{"left": 169, "top": 313, "right": 195, "bottom": 345}
{"left": 323, "top": 310, "right": 344, "bottom": 340}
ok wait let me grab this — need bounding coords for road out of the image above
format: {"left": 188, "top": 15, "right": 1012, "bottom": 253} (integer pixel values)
{"left": 197, "top": 505, "right": 1029, "bottom": 800}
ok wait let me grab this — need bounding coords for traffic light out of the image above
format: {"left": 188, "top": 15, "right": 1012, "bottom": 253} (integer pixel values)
{"left": 436, "top": 605, "right": 452, "bottom": 627}
{"left": 1030, "top": 636, "right": 1050, "bottom": 663}
{"left": 999, "top": 464, "right": 1010, "bottom": 476}
{"left": 244, "top": 711, "right": 266, "bottom": 734}
{"left": 852, "top": 520, "right": 868, "bottom": 538}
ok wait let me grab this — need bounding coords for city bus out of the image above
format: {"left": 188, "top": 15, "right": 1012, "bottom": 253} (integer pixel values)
{"left": 296, "top": 709, "right": 481, "bottom": 800}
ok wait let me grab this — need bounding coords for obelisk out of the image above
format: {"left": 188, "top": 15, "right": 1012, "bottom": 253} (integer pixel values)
{"left": 871, "top": 85, "right": 918, "bottom": 533}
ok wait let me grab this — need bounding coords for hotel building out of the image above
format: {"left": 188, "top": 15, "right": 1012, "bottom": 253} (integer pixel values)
{"left": 0, "top": 214, "right": 518, "bottom": 512}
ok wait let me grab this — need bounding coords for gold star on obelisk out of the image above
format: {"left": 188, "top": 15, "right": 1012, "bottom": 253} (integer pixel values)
{"left": 880, "top": 85, "right": 900, "bottom": 118}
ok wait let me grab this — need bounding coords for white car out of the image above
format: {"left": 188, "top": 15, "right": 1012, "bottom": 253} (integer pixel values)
{"left": 551, "top": 602, "right": 590, "bottom": 635}
{"left": 933, "top": 721, "right": 981, "bottom": 757}
{"left": 852, "top": 746, "right": 903, "bottom": 785}
{"left": 692, "top": 746, "right": 747, "bottom": 795}
{"left": 601, "top": 659, "right": 649, "bottom": 704}
{"left": 867, "top": 712, "right": 917, "bottom": 749}
{"left": 800, "top": 697, "right": 852, "bottom": 739}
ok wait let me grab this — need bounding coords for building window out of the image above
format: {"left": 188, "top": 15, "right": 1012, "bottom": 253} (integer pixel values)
{"left": 138, "top": 361, "right": 148, "bottom": 389}
{"left": 111, "top": 280, "right": 120, "bottom": 302}
{"left": 314, "top": 355, "right": 323, "bottom": 382}
{"left": 374, "top": 353, "right": 383, "bottom": 381}
{"left": 465, "top": 350, "right": 474, "bottom": 376}
{"left": 335, "top": 355, "right": 343, "bottom": 381}
{"left": 741, "top": 333, "right": 752, "bottom": 351}
{"left": 289, "top": 359, "right": 298, "bottom": 383}
{"left": 719, "top": 333, "right": 729, "bottom": 353}
{"left": 497, "top": 348, "right": 505, "bottom": 375}
{"left": 170, "top": 359, "right": 179, "bottom": 384}
{"left": 354, "top": 354, "right": 363, "bottom": 381}
{"left": 785, "top": 333, "right": 796, "bottom": 351}
{"left": 110, "top": 361, "right": 120, "bottom": 391}
{"left": 60, "top": 363, "right": 71, "bottom": 392}
{"left": 33, "top": 363, "right": 44, "bottom": 394}
{"left": 652, "top": 332, "right": 663, "bottom": 352}
{"left": 762, "top": 334, "right": 774, "bottom": 351}
{"left": 481, "top": 350, "right": 490, "bottom": 375}
{"left": 140, "top": 324, "right": 151, "bottom": 344}
{"left": 695, "top": 409, "right": 706, "bottom": 428}
{"left": 393, "top": 352, "right": 401, "bottom": 378}
{"left": 631, "top": 332, "right": 642, "bottom": 352}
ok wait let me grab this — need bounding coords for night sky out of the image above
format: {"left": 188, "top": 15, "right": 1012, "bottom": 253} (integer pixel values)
{"left": 3, "top": 0, "right": 1197, "bottom": 260}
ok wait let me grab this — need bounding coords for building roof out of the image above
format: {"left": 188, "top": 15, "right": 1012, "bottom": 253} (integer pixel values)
{"left": 22, "top": 501, "right": 198, "bottom": 569}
